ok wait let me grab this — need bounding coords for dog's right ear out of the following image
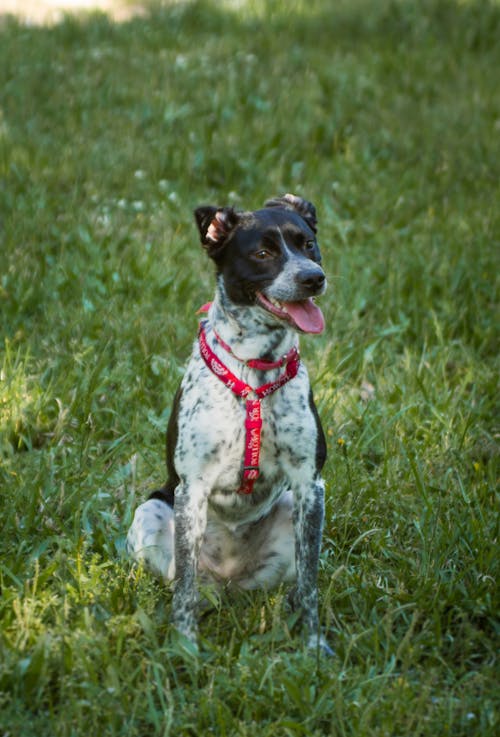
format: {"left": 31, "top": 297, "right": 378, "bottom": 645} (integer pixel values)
{"left": 194, "top": 206, "right": 240, "bottom": 257}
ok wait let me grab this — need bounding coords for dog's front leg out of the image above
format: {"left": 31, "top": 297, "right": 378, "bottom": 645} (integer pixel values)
{"left": 171, "top": 480, "right": 208, "bottom": 643}
{"left": 292, "top": 478, "right": 331, "bottom": 653}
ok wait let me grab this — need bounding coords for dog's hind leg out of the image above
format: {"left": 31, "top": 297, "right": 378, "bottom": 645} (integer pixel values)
{"left": 126, "top": 497, "right": 175, "bottom": 580}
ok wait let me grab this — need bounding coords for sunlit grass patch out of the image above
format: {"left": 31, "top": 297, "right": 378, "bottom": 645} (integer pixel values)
{"left": 0, "top": 342, "right": 57, "bottom": 454}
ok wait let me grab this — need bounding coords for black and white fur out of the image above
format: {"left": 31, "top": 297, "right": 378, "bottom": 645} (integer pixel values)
{"left": 126, "top": 194, "right": 330, "bottom": 652}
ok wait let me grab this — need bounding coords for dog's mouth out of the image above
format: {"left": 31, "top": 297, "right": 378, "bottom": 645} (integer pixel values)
{"left": 255, "top": 292, "right": 325, "bottom": 334}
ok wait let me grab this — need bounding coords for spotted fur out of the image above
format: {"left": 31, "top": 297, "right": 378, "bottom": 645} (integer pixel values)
{"left": 126, "top": 195, "right": 331, "bottom": 652}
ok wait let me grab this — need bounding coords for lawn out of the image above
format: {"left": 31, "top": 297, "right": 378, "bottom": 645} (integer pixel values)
{"left": 0, "top": 0, "right": 498, "bottom": 734}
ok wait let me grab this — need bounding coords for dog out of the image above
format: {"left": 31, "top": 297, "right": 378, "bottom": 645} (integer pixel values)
{"left": 126, "top": 193, "right": 330, "bottom": 652}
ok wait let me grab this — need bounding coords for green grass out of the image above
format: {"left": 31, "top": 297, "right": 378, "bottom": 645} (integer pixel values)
{"left": 0, "top": 0, "right": 498, "bottom": 734}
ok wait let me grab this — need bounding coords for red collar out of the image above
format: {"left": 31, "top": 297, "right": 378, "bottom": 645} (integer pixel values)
{"left": 198, "top": 320, "right": 300, "bottom": 494}
{"left": 211, "top": 325, "right": 299, "bottom": 371}
{"left": 197, "top": 301, "right": 299, "bottom": 370}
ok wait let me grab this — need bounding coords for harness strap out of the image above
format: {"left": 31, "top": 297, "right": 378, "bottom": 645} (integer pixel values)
{"left": 198, "top": 321, "right": 300, "bottom": 494}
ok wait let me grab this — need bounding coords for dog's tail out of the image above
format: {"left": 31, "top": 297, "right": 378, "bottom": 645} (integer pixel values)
{"left": 148, "top": 483, "right": 175, "bottom": 508}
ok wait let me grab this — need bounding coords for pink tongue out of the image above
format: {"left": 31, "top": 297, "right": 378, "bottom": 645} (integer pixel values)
{"left": 283, "top": 299, "right": 325, "bottom": 334}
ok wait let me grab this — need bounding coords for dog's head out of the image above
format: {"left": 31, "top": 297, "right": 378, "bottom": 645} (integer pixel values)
{"left": 194, "top": 194, "right": 326, "bottom": 334}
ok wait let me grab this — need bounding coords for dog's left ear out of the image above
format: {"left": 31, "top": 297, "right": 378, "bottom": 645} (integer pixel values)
{"left": 264, "top": 193, "right": 318, "bottom": 234}
{"left": 194, "top": 206, "right": 240, "bottom": 256}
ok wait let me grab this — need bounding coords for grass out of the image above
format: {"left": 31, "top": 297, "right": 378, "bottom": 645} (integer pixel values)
{"left": 0, "top": 0, "right": 498, "bottom": 734}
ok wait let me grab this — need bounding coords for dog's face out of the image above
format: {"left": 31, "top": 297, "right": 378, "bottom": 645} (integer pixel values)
{"left": 195, "top": 195, "right": 326, "bottom": 334}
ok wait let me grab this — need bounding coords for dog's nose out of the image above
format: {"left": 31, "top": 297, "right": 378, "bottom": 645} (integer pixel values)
{"left": 297, "top": 270, "right": 326, "bottom": 293}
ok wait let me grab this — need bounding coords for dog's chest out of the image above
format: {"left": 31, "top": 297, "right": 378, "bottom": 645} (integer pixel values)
{"left": 175, "top": 351, "right": 315, "bottom": 495}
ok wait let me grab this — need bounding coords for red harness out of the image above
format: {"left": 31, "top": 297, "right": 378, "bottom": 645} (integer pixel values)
{"left": 197, "top": 314, "right": 300, "bottom": 494}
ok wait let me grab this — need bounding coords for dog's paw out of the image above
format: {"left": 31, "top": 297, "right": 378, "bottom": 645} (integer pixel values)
{"left": 307, "top": 632, "right": 335, "bottom": 657}
{"left": 169, "top": 626, "right": 200, "bottom": 658}
{"left": 171, "top": 601, "right": 199, "bottom": 647}
{"left": 171, "top": 616, "right": 198, "bottom": 642}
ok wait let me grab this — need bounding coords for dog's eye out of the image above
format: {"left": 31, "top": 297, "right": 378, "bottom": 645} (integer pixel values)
{"left": 254, "top": 249, "right": 272, "bottom": 260}
{"left": 305, "top": 240, "right": 315, "bottom": 251}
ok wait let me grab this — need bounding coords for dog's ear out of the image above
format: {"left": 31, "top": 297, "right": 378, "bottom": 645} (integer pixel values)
{"left": 194, "top": 206, "right": 240, "bottom": 256}
{"left": 264, "top": 193, "right": 318, "bottom": 234}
